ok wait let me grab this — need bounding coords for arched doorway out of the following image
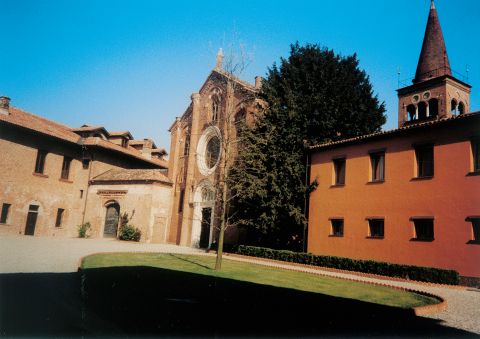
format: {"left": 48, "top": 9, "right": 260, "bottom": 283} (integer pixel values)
{"left": 191, "top": 181, "right": 216, "bottom": 248}
{"left": 103, "top": 202, "right": 120, "bottom": 238}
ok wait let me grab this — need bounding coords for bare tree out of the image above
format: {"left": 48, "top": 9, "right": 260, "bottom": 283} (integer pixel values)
{"left": 211, "top": 42, "right": 257, "bottom": 270}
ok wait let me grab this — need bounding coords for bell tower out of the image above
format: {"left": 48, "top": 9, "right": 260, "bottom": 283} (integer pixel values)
{"left": 397, "top": 0, "right": 471, "bottom": 127}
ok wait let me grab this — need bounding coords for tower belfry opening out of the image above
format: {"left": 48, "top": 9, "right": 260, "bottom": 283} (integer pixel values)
{"left": 397, "top": 0, "right": 471, "bottom": 127}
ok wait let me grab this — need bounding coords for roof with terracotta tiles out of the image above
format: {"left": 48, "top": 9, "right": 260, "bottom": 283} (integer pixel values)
{"left": 1, "top": 106, "right": 82, "bottom": 143}
{"left": 81, "top": 137, "right": 168, "bottom": 168}
{"left": 310, "top": 111, "right": 480, "bottom": 151}
{"left": 109, "top": 131, "right": 133, "bottom": 139}
{"left": 91, "top": 168, "right": 172, "bottom": 184}
{"left": 0, "top": 106, "right": 167, "bottom": 169}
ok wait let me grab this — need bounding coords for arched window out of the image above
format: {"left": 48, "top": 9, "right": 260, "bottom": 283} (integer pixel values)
{"left": 428, "top": 98, "right": 439, "bottom": 117}
{"left": 212, "top": 96, "right": 220, "bottom": 122}
{"left": 235, "top": 108, "right": 246, "bottom": 125}
{"left": 451, "top": 99, "right": 458, "bottom": 115}
{"left": 458, "top": 102, "right": 465, "bottom": 115}
{"left": 418, "top": 101, "right": 427, "bottom": 120}
{"left": 407, "top": 104, "right": 416, "bottom": 121}
{"left": 211, "top": 88, "right": 222, "bottom": 122}
{"left": 183, "top": 129, "right": 190, "bottom": 156}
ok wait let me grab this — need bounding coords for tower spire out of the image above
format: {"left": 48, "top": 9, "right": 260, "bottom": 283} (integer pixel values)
{"left": 413, "top": 0, "right": 451, "bottom": 83}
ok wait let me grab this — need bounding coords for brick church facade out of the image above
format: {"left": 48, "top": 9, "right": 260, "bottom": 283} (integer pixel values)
{"left": 166, "top": 51, "right": 261, "bottom": 248}
{"left": 307, "top": 1, "right": 479, "bottom": 281}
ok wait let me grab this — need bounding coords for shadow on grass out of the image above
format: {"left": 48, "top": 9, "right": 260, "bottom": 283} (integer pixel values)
{"left": 0, "top": 267, "right": 474, "bottom": 337}
{"left": 168, "top": 253, "right": 213, "bottom": 270}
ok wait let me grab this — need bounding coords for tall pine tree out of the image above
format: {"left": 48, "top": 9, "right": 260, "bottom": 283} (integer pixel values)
{"left": 229, "top": 43, "right": 386, "bottom": 250}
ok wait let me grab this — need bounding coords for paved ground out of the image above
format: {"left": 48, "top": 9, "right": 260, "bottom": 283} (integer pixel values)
{"left": 1, "top": 235, "right": 479, "bottom": 335}
{"left": 0, "top": 235, "right": 203, "bottom": 273}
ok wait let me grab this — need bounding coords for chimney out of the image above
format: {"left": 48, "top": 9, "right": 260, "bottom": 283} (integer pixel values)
{"left": 0, "top": 96, "right": 11, "bottom": 115}
{"left": 255, "top": 76, "right": 263, "bottom": 89}
{"left": 142, "top": 138, "right": 153, "bottom": 159}
{"left": 215, "top": 48, "right": 224, "bottom": 70}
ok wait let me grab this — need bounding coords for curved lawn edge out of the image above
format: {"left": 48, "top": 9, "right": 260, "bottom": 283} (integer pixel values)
{"left": 78, "top": 251, "right": 446, "bottom": 316}
{"left": 220, "top": 253, "right": 447, "bottom": 316}
{"left": 224, "top": 253, "right": 466, "bottom": 290}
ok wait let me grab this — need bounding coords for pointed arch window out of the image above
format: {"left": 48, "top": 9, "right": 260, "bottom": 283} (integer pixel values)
{"left": 211, "top": 88, "right": 222, "bottom": 122}
{"left": 458, "top": 102, "right": 465, "bottom": 115}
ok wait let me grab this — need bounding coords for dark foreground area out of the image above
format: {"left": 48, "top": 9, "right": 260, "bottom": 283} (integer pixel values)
{"left": 0, "top": 266, "right": 476, "bottom": 337}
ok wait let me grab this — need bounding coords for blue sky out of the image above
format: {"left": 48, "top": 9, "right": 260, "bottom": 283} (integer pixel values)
{"left": 2, "top": 0, "right": 479, "bottom": 149}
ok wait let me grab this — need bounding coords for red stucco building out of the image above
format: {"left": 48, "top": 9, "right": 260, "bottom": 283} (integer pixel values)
{"left": 307, "top": 1, "right": 480, "bottom": 282}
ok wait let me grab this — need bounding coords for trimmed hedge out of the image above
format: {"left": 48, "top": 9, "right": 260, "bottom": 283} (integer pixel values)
{"left": 236, "top": 245, "right": 459, "bottom": 285}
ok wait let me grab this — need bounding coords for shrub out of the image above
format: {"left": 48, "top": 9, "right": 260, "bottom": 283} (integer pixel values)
{"left": 118, "top": 212, "right": 141, "bottom": 242}
{"left": 236, "top": 245, "right": 459, "bottom": 285}
{"left": 78, "top": 222, "right": 91, "bottom": 238}
{"left": 118, "top": 224, "right": 141, "bottom": 242}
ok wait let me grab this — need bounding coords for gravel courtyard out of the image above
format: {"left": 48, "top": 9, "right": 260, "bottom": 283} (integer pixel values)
{"left": 1, "top": 235, "right": 479, "bottom": 335}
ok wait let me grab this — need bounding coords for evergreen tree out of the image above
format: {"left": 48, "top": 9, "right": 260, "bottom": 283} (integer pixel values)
{"left": 229, "top": 43, "right": 386, "bottom": 250}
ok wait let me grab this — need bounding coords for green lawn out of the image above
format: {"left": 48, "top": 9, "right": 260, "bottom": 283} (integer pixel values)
{"left": 82, "top": 253, "right": 437, "bottom": 308}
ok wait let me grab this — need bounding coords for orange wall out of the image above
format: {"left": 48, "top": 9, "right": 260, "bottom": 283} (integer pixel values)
{"left": 308, "top": 122, "right": 480, "bottom": 278}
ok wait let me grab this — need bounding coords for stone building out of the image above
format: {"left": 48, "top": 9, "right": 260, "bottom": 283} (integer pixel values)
{"left": 307, "top": 1, "right": 480, "bottom": 282}
{"left": 0, "top": 97, "right": 171, "bottom": 241}
{"left": 166, "top": 50, "right": 261, "bottom": 248}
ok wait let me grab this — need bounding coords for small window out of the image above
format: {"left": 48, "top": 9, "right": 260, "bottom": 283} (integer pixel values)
{"left": 82, "top": 159, "right": 90, "bottom": 170}
{"left": 412, "top": 218, "right": 434, "bottom": 241}
{"left": 55, "top": 208, "right": 64, "bottom": 227}
{"left": 370, "top": 152, "right": 385, "bottom": 181}
{"left": 473, "top": 220, "right": 480, "bottom": 242}
{"left": 472, "top": 140, "right": 480, "bottom": 173}
{"left": 34, "top": 150, "right": 47, "bottom": 174}
{"left": 80, "top": 190, "right": 84, "bottom": 199}
{"left": 178, "top": 189, "right": 185, "bottom": 213}
{"left": 330, "top": 219, "right": 344, "bottom": 237}
{"left": 61, "top": 156, "right": 72, "bottom": 180}
{"left": 466, "top": 217, "right": 480, "bottom": 244}
{"left": 121, "top": 139, "right": 128, "bottom": 148}
{"left": 333, "top": 158, "right": 346, "bottom": 185}
{"left": 0, "top": 203, "right": 11, "bottom": 224}
{"left": 415, "top": 144, "right": 434, "bottom": 177}
{"left": 368, "top": 219, "right": 384, "bottom": 238}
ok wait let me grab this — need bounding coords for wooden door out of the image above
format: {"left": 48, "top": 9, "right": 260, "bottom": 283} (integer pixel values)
{"left": 199, "top": 207, "right": 212, "bottom": 249}
{"left": 103, "top": 204, "right": 120, "bottom": 238}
